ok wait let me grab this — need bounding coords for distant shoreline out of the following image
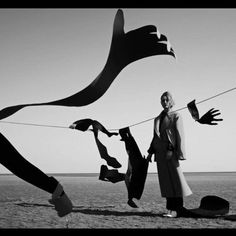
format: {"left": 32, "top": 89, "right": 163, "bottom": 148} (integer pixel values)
{"left": 0, "top": 171, "right": 236, "bottom": 177}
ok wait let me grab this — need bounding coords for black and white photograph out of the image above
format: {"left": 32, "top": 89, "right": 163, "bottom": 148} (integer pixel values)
{"left": 0, "top": 8, "right": 236, "bottom": 229}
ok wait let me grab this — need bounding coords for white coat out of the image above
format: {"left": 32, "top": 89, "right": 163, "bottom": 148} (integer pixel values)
{"left": 148, "top": 110, "right": 192, "bottom": 198}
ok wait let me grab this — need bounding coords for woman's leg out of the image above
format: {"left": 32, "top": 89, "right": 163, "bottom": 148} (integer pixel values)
{"left": 163, "top": 197, "right": 184, "bottom": 217}
{"left": 166, "top": 197, "right": 183, "bottom": 210}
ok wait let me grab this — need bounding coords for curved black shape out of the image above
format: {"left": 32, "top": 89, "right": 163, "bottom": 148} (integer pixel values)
{"left": 0, "top": 132, "right": 58, "bottom": 194}
{"left": 0, "top": 9, "right": 175, "bottom": 120}
{"left": 119, "top": 127, "right": 149, "bottom": 200}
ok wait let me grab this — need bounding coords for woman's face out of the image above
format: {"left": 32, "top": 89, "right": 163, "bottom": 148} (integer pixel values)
{"left": 161, "top": 95, "right": 172, "bottom": 111}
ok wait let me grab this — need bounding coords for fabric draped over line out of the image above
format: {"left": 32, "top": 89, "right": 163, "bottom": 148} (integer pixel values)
{"left": 70, "top": 119, "right": 121, "bottom": 169}
{"left": 148, "top": 111, "right": 192, "bottom": 198}
{"left": 187, "top": 100, "right": 223, "bottom": 125}
{"left": 119, "top": 127, "right": 149, "bottom": 201}
{"left": 0, "top": 9, "right": 175, "bottom": 121}
{"left": 70, "top": 120, "right": 149, "bottom": 202}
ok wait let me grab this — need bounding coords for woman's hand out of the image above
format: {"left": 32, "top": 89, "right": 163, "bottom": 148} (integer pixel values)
{"left": 166, "top": 150, "right": 173, "bottom": 160}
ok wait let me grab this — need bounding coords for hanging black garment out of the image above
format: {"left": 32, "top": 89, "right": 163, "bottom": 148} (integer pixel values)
{"left": 119, "top": 127, "right": 149, "bottom": 200}
{"left": 70, "top": 119, "right": 121, "bottom": 168}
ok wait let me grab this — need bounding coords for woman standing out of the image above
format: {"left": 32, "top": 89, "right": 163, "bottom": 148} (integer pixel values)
{"left": 146, "top": 91, "right": 192, "bottom": 218}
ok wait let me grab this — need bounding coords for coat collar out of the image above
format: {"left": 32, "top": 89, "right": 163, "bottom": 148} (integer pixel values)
{"left": 154, "top": 110, "right": 173, "bottom": 137}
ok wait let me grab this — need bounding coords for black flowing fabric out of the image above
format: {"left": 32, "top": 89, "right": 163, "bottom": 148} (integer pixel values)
{"left": 0, "top": 9, "right": 175, "bottom": 121}
{"left": 71, "top": 120, "right": 149, "bottom": 200}
{"left": 0, "top": 132, "right": 58, "bottom": 194}
{"left": 119, "top": 127, "right": 149, "bottom": 200}
{"left": 70, "top": 119, "right": 121, "bottom": 168}
{"left": 187, "top": 100, "right": 223, "bottom": 125}
{"left": 187, "top": 100, "right": 200, "bottom": 121}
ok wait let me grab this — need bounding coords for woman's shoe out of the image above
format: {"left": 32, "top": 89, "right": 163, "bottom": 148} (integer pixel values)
{"left": 162, "top": 210, "right": 177, "bottom": 218}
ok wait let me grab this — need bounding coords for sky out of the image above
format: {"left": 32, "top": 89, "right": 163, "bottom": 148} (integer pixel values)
{"left": 0, "top": 8, "right": 235, "bottom": 174}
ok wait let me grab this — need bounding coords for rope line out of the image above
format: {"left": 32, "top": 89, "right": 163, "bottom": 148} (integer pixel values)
{"left": 0, "top": 86, "right": 235, "bottom": 131}
{"left": 109, "top": 86, "right": 236, "bottom": 131}
{"left": 195, "top": 87, "right": 236, "bottom": 105}
{"left": 0, "top": 120, "right": 69, "bottom": 129}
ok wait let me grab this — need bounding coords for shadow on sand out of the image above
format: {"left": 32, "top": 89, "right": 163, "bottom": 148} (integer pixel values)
{"left": 72, "top": 208, "right": 160, "bottom": 217}
{"left": 15, "top": 202, "right": 161, "bottom": 217}
{"left": 15, "top": 202, "right": 236, "bottom": 220}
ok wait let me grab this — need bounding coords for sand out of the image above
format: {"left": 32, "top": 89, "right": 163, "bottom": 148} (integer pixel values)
{"left": 0, "top": 172, "right": 236, "bottom": 229}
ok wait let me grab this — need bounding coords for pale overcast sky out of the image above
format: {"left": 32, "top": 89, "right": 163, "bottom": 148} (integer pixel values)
{"left": 0, "top": 8, "right": 235, "bottom": 174}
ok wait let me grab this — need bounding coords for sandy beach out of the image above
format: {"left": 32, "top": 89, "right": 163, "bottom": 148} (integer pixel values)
{"left": 0, "top": 172, "right": 236, "bottom": 229}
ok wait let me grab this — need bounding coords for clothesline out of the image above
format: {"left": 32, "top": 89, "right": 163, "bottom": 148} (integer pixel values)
{"left": 0, "top": 86, "right": 235, "bottom": 131}
{"left": 110, "top": 86, "right": 236, "bottom": 131}
{"left": 0, "top": 120, "right": 69, "bottom": 129}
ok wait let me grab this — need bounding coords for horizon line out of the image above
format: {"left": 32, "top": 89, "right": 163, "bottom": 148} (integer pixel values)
{"left": 0, "top": 171, "right": 236, "bottom": 176}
